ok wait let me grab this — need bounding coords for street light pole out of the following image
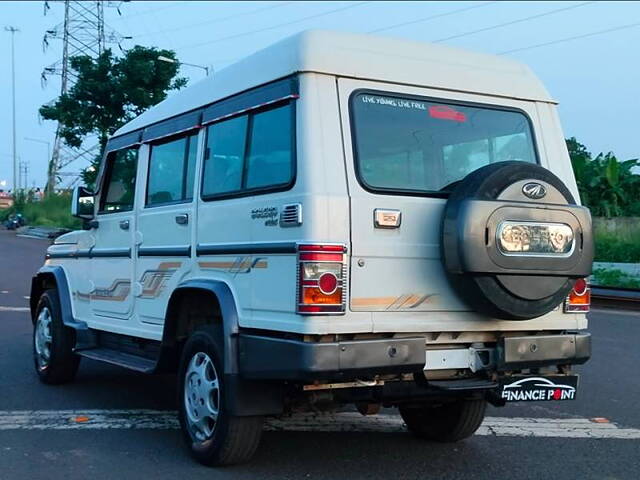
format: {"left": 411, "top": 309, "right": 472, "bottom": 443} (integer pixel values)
{"left": 5, "top": 26, "right": 20, "bottom": 193}
{"left": 24, "top": 137, "right": 51, "bottom": 189}
{"left": 157, "top": 55, "right": 210, "bottom": 76}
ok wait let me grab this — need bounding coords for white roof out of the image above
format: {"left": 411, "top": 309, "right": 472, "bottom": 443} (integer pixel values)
{"left": 115, "top": 30, "right": 553, "bottom": 137}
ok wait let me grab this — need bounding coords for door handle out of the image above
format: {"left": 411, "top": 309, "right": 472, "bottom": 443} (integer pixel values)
{"left": 175, "top": 214, "right": 189, "bottom": 225}
{"left": 119, "top": 219, "right": 130, "bottom": 230}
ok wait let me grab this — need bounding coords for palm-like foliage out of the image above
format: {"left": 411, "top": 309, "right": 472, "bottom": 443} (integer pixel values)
{"left": 566, "top": 138, "right": 640, "bottom": 217}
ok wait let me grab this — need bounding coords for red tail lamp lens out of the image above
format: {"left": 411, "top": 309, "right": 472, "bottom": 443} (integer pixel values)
{"left": 318, "top": 272, "right": 338, "bottom": 295}
{"left": 573, "top": 278, "right": 587, "bottom": 296}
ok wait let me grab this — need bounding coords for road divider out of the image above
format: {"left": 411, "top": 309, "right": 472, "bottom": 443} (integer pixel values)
{"left": 1, "top": 410, "right": 639, "bottom": 439}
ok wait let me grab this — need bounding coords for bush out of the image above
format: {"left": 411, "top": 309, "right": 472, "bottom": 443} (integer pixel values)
{"left": 1, "top": 192, "right": 81, "bottom": 230}
{"left": 592, "top": 268, "right": 640, "bottom": 289}
{"left": 594, "top": 232, "right": 640, "bottom": 263}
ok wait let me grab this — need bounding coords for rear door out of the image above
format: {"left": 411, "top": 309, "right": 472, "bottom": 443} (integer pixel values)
{"left": 337, "top": 79, "right": 544, "bottom": 329}
{"left": 135, "top": 133, "right": 199, "bottom": 325}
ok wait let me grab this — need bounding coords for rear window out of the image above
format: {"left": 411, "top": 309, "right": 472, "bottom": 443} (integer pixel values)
{"left": 350, "top": 92, "right": 537, "bottom": 195}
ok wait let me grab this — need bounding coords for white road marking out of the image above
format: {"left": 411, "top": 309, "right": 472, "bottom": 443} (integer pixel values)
{"left": 1, "top": 410, "right": 639, "bottom": 439}
{"left": 0, "top": 306, "right": 30, "bottom": 312}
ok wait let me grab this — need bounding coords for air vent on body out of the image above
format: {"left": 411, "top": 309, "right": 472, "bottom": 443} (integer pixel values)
{"left": 280, "top": 203, "right": 302, "bottom": 227}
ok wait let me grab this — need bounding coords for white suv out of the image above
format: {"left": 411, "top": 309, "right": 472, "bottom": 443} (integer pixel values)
{"left": 30, "top": 30, "right": 593, "bottom": 466}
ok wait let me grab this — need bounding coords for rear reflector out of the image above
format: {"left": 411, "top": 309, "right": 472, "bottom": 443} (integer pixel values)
{"left": 297, "top": 244, "right": 346, "bottom": 315}
{"left": 564, "top": 278, "right": 590, "bottom": 313}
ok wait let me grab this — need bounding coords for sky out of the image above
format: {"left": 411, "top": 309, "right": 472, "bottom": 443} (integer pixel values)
{"left": 1, "top": 0, "right": 639, "bottom": 189}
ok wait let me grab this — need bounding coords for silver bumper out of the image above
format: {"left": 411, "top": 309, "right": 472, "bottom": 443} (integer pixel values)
{"left": 498, "top": 333, "right": 591, "bottom": 369}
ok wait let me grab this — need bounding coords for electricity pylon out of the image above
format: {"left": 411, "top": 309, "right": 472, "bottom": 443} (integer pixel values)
{"left": 41, "top": 0, "right": 128, "bottom": 192}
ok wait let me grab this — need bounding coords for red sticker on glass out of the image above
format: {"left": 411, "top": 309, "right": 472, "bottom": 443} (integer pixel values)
{"left": 428, "top": 105, "right": 466, "bottom": 122}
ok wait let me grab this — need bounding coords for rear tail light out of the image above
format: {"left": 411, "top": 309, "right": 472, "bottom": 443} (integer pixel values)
{"left": 297, "top": 244, "right": 347, "bottom": 314}
{"left": 564, "top": 278, "right": 590, "bottom": 313}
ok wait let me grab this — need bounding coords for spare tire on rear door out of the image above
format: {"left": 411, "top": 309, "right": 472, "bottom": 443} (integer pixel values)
{"left": 441, "top": 161, "right": 594, "bottom": 320}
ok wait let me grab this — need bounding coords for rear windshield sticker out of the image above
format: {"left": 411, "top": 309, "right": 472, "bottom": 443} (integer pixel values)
{"left": 429, "top": 105, "right": 467, "bottom": 122}
{"left": 359, "top": 95, "right": 467, "bottom": 122}
{"left": 360, "top": 95, "right": 427, "bottom": 111}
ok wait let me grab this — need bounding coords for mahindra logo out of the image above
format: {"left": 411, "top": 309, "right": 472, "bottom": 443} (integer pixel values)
{"left": 522, "top": 182, "right": 547, "bottom": 199}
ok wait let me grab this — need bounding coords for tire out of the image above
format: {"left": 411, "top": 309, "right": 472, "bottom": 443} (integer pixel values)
{"left": 33, "top": 289, "right": 80, "bottom": 384}
{"left": 399, "top": 399, "right": 487, "bottom": 442}
{"left": 178, "top": 325, "right": 263, "bottom": 466}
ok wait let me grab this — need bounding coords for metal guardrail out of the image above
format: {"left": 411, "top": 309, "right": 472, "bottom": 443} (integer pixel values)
{"left": 591, "top": 286, "right": 640, "bottom": 310}
{"left": 16, "top": 226, "right": 70, "bottom": 240}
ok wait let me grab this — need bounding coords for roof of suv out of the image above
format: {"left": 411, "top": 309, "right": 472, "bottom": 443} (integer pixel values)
{"left": 114, "top": 29, "right": 553, "bottom": 137}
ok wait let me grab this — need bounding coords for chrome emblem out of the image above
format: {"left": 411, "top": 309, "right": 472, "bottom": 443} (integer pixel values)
{"left": 497, "top": 221, "right": 574, "bottom": 256}
{"left": 522, "top": 182, "right": 547, "bottom": 200}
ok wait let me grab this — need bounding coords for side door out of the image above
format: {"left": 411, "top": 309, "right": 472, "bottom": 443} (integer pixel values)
{"left": 90, "top": 146, "right": 138, "bottom": 321}
{"left": 135, "top": 133, "right": 200, "bottom": 325}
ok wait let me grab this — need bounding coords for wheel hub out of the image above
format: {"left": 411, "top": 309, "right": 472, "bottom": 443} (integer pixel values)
{"left": 34, "top": 307, "right": 52, "bottom": 370}
{"left": 184, "top": 351, "right": 220, "bottom": 442}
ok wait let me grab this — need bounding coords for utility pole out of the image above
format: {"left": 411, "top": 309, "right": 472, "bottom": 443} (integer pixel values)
{"left": 41, "top": 1, "right": 128, "bottom": 193}
{"left": 5, "top": 26, "right": 19, "bottom": 193}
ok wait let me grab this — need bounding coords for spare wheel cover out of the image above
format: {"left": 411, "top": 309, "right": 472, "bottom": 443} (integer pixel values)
{"left": 441, "top": 161, "right": 593, "bottom": 320}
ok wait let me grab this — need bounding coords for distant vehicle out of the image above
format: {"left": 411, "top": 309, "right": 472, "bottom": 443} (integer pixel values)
{"left": 30, "top": 30, "right": 593, "bottom": 466}
{"left": 4, "top": 213, "right": 25, "bottom": 230}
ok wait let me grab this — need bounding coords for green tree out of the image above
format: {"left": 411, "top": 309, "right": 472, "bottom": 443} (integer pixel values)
{"left": 566, "top": 137, "right": 640, "bottom": 217}
{"left": 40, "top": 46, "right": 187, "bottom": 188}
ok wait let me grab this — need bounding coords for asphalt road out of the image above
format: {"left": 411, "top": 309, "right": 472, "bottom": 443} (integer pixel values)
{"left": 0, "top": 228, "right": 639, "bottom": 479}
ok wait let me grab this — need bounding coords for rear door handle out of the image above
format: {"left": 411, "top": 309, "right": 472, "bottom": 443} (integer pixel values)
{"left": 119, "top": 220, "right": 130, "bottom": 230}
{"left": 175, "top": 214, "right": 189, "bottom": 225}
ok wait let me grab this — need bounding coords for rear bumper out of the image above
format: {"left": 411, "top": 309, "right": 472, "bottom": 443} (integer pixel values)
{"left": 238, "top": 332, "right": 591, "bottom": 381}
{"left": 497, "top": 333, "right": 591, "bottom": 369}
{"left": 238, "top": 334, "right": 426, "bottom": 380}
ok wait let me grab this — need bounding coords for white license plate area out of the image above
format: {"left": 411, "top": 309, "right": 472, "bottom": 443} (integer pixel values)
{"left": 424, "top": 349, "right": 471, "bottom": 371}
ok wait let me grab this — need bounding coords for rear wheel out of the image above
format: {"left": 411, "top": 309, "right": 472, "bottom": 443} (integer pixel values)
{"left": 178, "top": 325, "right": 263, "bottom": 466}
{"left": 399, "top": 398, "right": 487, "bottom": 442}
{"left": 33, "top": 289, "right": 80, "bottom": 384}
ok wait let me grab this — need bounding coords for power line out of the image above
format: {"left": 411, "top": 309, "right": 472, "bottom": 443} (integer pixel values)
{"left": 432, "top": 1, "right": 596, "bottom": 43}
{"left": 178, "top": 1, "right": 370, "bottom": 50}
{"left": 498, "top": 20, "right": 640, "bottom": 55}
{"left": 368, "top": 1, "right": 497, "bottom": 34}
{"left": 109, "top": 3, "right": 181, "bottom": 22}
{"left": 134, "top": 2, "right": 294, "bottom": 38}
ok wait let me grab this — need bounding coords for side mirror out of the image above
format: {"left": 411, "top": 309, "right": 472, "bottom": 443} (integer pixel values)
{"left": 71, "top": 185, "right": 95, "bottom": 219}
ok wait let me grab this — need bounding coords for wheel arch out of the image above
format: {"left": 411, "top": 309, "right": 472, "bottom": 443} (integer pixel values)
{"left": 30, "top": 266, "right": 82, "bottom": 329}
{"left": 162, "top": 279, "right": 241, "bottom": 375}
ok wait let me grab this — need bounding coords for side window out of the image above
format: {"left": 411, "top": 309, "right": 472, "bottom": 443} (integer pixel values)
{"left": 201, "top": 102, "right": 295, "bottom": 199}
{"left": 245, "top": 105, "right": 293, "bottom": 189}
{"left": 146, "top": 134, "right": 198, "bottom": 206}
{"left": 202, "top": 116, "right": 247, "bottom": 196}
{"left": 99, "top": 147, "right": 139, "bottom": 213}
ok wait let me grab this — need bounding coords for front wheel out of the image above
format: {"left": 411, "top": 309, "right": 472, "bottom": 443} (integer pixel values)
{"left": 177, "top": 325, "right": 263, "bottom": 466}
{"left": 33, "top": 289, "right": 80, "bottom": 384}
{"left": 399, "top": 398, "right": 487, "bottom": 442}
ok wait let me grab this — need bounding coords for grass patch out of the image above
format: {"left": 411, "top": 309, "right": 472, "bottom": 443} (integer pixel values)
{"left": 0, "top": 192, "right": 81, "bottom": 230}
{"left": 592, "top": 268, "right": 640, "bottom": 289}
{"left": 594, "top": 232, "right": 640, "bottom": 263}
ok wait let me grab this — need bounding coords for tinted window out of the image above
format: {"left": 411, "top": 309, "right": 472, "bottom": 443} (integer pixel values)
{"left": 202, "top": 115, "right": 247, "bottom": 196}
{"left": 147, "top": 134, "right": 198, "bottom": 206}
{"left": 201, "top": 102, "right": 294, "bottom": 198}
{"left": 245, "top": 106, "right": 293, "bottom": 189}
{"left": 351, "top": 93, "right": 537, "bottom": 194}
{"left": 100, "top": 147, "right": 138, "bottom": 213}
